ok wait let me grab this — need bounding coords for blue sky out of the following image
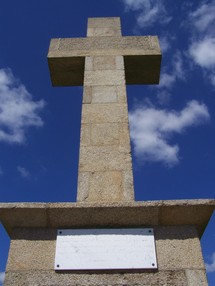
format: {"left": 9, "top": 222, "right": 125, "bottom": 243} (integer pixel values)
{"left": 0, "top": 0, "right": 215, "bottom": 284}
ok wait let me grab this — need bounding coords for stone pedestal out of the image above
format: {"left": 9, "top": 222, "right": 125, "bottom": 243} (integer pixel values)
{"left": 0, "top": 199, "right": 214, "bottom": 285}
{"left": 1, "top": 17, "right": 214, "bottom": 286}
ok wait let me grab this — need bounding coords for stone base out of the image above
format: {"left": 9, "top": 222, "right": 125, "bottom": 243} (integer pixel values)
{"left": 0, "top": 199, "right": 214, "bottom": 286}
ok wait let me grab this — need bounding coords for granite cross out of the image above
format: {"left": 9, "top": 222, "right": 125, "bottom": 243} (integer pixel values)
{"left": 48, "top": 17, "right": 161, "bottom": 203}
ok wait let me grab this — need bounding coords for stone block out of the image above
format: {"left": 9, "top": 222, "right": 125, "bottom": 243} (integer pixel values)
{"left": 91, "top": 123, "right": 119, "bottom": 145}
{"left": 77, "top": 172, "right": 90, "bottom": 201}
{"left": 85, "top": 56, "right": 118, "bottom": 71}
{"left": 115, "top": 56, "right": 124, "bottom": 70}
{"left": 87, "top": 17, "right": 121, "bottom": 29}
{"left": 160, "top": 202, "right": 215, "bottom": 234}
{"left": 84, "top": 57, "right": 93, "bottom": 71}
{"left": 7, "top": 230, "right": 56, "bottom": 271}
{"left": 48, "top": 35, "right": 161, "bottom": 86}
{"left": 119, "top": 123, "right": 131, "bottom": 147}
{"left": 80, "top": 124, "right": 91, "bottom": 146}
{"left": 50, "top": 36, "right": 161, "bottom": 56}
{"left": 87, "top": 171, "right": 123, "bottom": 202}
{"left": 79, "top": 145, "right": 132, "bottom": 172}
{"left": 93, "top": 56, "right": 117, "bottom": 70}
{"left": 92, "top": 86, "right": 118, "bottom": 103}
{"left": 155, "top": 226, "right": 205, "bottom": 270}
{"left": 122, "top": 170, "right": 134, "bottom": 200}
{"left": 0, "top": 205, "right": 47, "bottom": 231}
{"left": 81, "top": 103, "right": 128, "bottom": 124}
{"left": 1, "top": 200, "right": 214, "bottom": 234}
{"left": 87, "top": 27, "right": 122, "bottom": 37}
{"left": 116, "top": 85, "right": 127, "bottom": 103}
{"left": 186, "top": 270, "right": 208, "bottom": 286}
{"left": 4, "top": 270, "right": 189, "bottom": 285}
{"left": 84, "top": 70, "right": 125, "bottom": 86}
{"left": 83, "top": 86, "right": 92, "bottom": 103}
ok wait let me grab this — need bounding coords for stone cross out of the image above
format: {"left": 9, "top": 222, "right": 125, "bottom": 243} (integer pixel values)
{"left": 48, "top": 17, "right": 161, "bottom": 203}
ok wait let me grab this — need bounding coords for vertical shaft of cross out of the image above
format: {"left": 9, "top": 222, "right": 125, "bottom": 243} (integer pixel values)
{"left": 77, "top": 18, "right": 134, "bottom": 202}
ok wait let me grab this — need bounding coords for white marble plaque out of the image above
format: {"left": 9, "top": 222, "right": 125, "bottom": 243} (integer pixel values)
{"left": 55, "top": 228, "right": 157, "bottom": 270}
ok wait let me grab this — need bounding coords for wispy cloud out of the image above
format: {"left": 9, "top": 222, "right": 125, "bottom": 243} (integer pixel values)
{"left": 0, "top": 68, "right": 45, "bottom": 144}
{"left": 189, "top": 37, "right": 215, "bottom": 68}
{"left": 159, "top": 34, "right": 174, "bottom": 54}
{"left": 122, "top": 0, "right": 172, "bottom": 28}
{"left": 17, "top": 166, "right": 31, "bottom": 179}
{"left": 160, "top": 51, "right": 185, "bottom": 87}
{"left": 189, "top": 0, "right": 215, "bottom": 33}
{"left": 129, "top": 100, "right": 210, "bottom": 166}
{"left": 187, "top": 1, "right": 215, "bottom": 86}
{"left": 0, "top": 272, "right": 5, "bottom": 284}
{"left": 156, "top": 51, "right": 186, "bottom": 103}
{"left": 206, "top": 252, "right": 215, "bottom": 273}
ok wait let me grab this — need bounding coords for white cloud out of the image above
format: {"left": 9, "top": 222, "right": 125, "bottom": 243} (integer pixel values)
{"left": 206, "top": 252, "right": 215, "bottom": 273}
{"left": 157, "top": 91, "right": 171, "bottom": 105}
{"left": 159, "top": 35, "right": 171, "bottom": 53}
{"left": 17, "top": 166, "right": 31, "bottom": 178}
{"left": 0, "top": 68, "right": 45, "bottom": 144}
{"left": 189, "top": 1, "right": 215, "bottom": 33}
{"left": 0, "top": 272, "right": 5, "bottom": 284}
{"left": 129, "top": 100, "right": 210, "bottom": 166}
{"left": 122, "top": 0, "right": 171, "bottom": 28}
{"left": 163, "top": 51, "right": 185, "bottom": 87}
{"left": 189, "top": 37, "right": 215, "bottom": 68}
{"left": 159, "top": 73, "right": 176, "bottom": 89}
{"left": 187, "top": 1, "right": 215, "bottom": 87}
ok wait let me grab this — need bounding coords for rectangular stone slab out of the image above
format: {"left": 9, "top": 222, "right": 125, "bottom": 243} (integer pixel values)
{"left": 48, "top": 36, "right": 161, "bottom": 86}
{"left": 0, "top": 199, "right": 214, "bottom": 238}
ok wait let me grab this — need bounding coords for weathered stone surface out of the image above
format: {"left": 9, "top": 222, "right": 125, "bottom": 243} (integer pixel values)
{"left": 83, "top": 86, "right": 92, "bottom": 103}
{"left": 85, "top": 56, "right": 118, "bottom": 71}
{"left": 94, "top": 56, "right": 117, "bottom": 70}
{"left": 4, "top": 270, "right": 189, "bottom": 286}
{"left": 84, "top": 70, "right": 125, "bottom": 86}
{"left": 49, "top": 36, "right": 161, "bottom": 56}
{"left": 0, "top": 200, "right": 214, "bottom": 236}
{"left": 116, "top": 85, "right": 127, "bottom": 103}
{"left": 77, "top": 170, "right": 134, "bottom": 202}
{"left": 81, "top": 104, "right": 128, "bottom": 124}
{"left": 155, "top": 226, "right": 205, "bottom": 270}
{"left": 119, "top": 123, "right": 131, "bottom": 148}
{"left": 161, "top": 203, "right": 215, "bottom": 235}
{"left": 186, "top": 270, "right": 208, "bottom": 286}
{"left": 87, "top": 17, "right": 121, "bottom": 29}
{"left": 80, "top": 124, "right": 91, "bottom": 146}
{"left": 92, "top": 86, "right": 118, "bottom": 103}
{"left": 88, "top": 171, "right": 123, "bottom": 202}
{"left": 7, "top": 239, "right": 56, "bottom": 271}
{"left": 84, "top": 56, "right": 93, "bottom": 71}
{"left": 91, "top": 123, "right": 120, "bottom": 145}
{"left": 0, "top": 204, "right": 47, "bottom": 232}
{"left": 77, "top": 172, "right": 90, "bottom": 201}
{"left": 48, "top": 35, "right": 161, "bottom": 86}
{"left": 122, "top": 170, "right": 134, "bottom": 200}
{"left": 115, "top": 56, "right": 124, "bottom": 70}
{"left": 79, "top": 145, "right": 132, "bottom": 172}
{"left": 87, "top": 85, "right": 126, "bottom": 104}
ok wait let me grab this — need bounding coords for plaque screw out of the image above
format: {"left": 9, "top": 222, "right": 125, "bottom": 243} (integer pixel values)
{"left": 148, "top": 230, "right": 152, "bottom": 233}
{"left": 59, "top": 231, "right": 62, "bottom": 234}
{"left": 152, "top": 263, "right": 155, "bottom": 266}
{"left": 57, "top": 264, "right": 60, "bottom": 268}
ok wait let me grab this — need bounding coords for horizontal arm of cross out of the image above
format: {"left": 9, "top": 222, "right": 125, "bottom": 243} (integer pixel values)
{"left": 48, "top": 36, "right": 161, "bottom": 86}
